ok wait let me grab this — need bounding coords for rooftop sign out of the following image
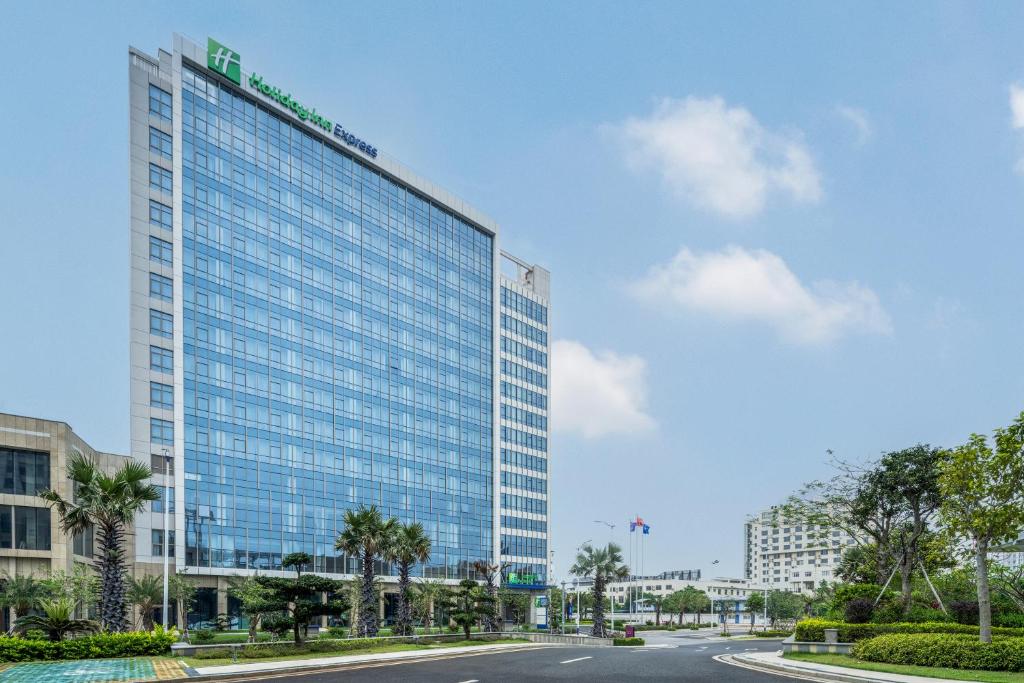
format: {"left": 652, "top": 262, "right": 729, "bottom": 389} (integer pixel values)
{"left": 205, "top": 37, "right": 379, "bottom": 159}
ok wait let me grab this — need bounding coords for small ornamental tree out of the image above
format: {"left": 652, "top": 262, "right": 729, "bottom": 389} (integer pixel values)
{"left": 255, "top": 552, "right": 346, "bottom": 644}
{"left": 169, "top": 571, "right": 197, "bottom": 637}
{"left": 472, "top": 560, "right": 501, "bottom": 632}
{"left": 745, "top": 591, "right": 765, "bottom": 630}
{"left": 227, "top": 574, "right": 276, "bottom": 642}
{"left": 938, "top": 412, "right": 1024, "bottom": 643}
{"left": 447, "top": 579, "right": 495, "bottom": 640}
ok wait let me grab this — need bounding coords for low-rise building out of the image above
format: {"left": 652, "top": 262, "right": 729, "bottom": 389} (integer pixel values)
{"left": 0, "top": 412, "right": 134, "bottom": 628}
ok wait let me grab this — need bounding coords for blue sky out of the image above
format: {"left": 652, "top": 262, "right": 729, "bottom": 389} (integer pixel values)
{"left": 2, "top": 1, "right": 1023, "bottom": 580}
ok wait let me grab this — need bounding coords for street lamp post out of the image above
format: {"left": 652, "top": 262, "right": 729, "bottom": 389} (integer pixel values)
{"left": 161, "top": 448, "right": 171, "bottom": 629}
{"left": 593, "top": 521, "right": 616, "bottom": 633}
{"left": 560, "top": 581, "right": 566, "bottom": 635}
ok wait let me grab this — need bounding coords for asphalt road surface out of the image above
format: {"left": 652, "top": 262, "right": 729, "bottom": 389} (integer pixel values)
{"left": 217, "top": 634, "right": 789, "bottom": 682}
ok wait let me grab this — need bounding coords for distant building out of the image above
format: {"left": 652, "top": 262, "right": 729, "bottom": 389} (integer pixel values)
{"left": 744, "top": 505, "right": 858, "bottom": 593}
{"left": 588, "top": 574, "right": 770, "bottom": 625}
{"left": 0, "top": 413, "right": 133, "bottom": 628}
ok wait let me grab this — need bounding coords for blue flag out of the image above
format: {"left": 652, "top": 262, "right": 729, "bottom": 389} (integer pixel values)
{"left": 642, "top": 524, "right": 650, "bottom": 535}
{"left": 630, "top": 522, "right": 637, "bottom": 532}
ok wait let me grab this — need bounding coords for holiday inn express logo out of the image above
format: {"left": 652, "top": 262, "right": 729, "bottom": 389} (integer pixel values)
{"left": 207, "top": 38, "right": 240, "bottom": 85}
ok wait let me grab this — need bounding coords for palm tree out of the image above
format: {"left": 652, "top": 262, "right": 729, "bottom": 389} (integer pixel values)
{"left": 642, "top": 592, "right": 666, "bottom": 626}
{"left": 0, "top": 574, "right": 47, "bottom": 633}
{"left": 334, "top": 505, "right": 397, "bottom": 637}
{"left": 127, "top": 575, "right": 163, "bottom": 630}
{"left": 570, "top": 542, "right": 628, "bottom": 638}
{"left": 13, "top": 597, "right": 99, "bottom": 641}
{"left": 385, "top": 522, "right": 431, "bottom": 636}
{"left": 472, "top": 560, "right": 501, "bottom": 632}
{"left": 410, "top": 579, "right": 445, "bottom": 633}
{"left": 39, "top": 452, "right": 159, "bottom": 632}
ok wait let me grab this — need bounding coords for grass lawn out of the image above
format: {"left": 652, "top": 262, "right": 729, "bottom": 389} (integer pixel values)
{"left": 784, "top": 652, "right": 1024, "bottom": 683}
{"left": 183, "top": 638, "right": 530, "bottom": 668}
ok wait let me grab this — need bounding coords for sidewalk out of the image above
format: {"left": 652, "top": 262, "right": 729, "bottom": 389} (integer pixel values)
{"left": 727, "top": 651, "right": 959, "bottom": 683}
{"left": 189, "top": 641, "right": 549, "bottom": 678}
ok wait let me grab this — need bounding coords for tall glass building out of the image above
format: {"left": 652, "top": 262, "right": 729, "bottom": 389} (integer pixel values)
{"left": 128, "top": 35, "right": 549, "bottom": 622}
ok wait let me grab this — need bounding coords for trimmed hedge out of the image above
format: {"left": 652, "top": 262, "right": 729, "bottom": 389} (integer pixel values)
{"left": 613, "top": 637, "right": 645, "bottom": 646}
{"left": 795, "top": 618, "right": 1024, "bottom": 643}
{"left": 753, "top": 630, "right": 793, "bottom": 638}
{"left": 854, "top": 633, "right": 1024, "bottom": 671}
{"left": 0, "top": 630, "right": 176, "bottom": 662}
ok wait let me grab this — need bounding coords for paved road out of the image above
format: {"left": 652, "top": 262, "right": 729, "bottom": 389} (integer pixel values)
{"left": 220, "top": 636, "right": 788, "bottom": 682}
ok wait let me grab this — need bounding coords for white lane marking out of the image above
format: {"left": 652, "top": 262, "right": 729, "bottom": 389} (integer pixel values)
{"left": 456, "top": 680, "right": 479, "bottom": 683}
{"left": 560, "top": 656, "right": 593, "bottom": 664}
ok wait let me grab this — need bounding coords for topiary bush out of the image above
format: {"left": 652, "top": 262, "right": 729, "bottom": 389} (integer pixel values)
{"left": 854, "top": 633, "right": 1024, "bottom": 671}
{"left": 613, "top": 637, "right": 645, "bottom": 646}
{"left": 0, "top": 629, "right": 176, "bottom": 662}
{"left": 844, "top": 599, "right": 874, "bottom": 624}
{"left": 795, "top": 618, "right": 1024, "bottom": 643}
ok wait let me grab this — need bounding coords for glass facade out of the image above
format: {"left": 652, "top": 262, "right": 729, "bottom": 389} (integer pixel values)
{"left": 176, "top": 66, "right": 494, "bottom": 578}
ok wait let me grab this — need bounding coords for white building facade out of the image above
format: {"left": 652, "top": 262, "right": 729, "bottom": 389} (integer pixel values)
{"left": 744, "top": 505, "right": 858, "bottom": 593}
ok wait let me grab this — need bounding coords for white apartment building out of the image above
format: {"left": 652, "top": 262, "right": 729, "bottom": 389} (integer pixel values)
{"left": 744, "top": 505, "right": 858, "bottom": 593}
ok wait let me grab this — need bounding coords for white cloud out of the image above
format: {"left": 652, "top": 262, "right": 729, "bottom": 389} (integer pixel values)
{"left": 836, "top": 105, "right": 872, "bottom": 146}
{"left": 1010, "top": 83, "right": 1024, "bottom": 129}
{"left": 631, "top": 246, "right": 892, "bottom": 345}
{"left": 612, "top": 96, "right": 822, "bottom": 219}
{"left": 551, "top": 340, "right": 656, "bottom": 438}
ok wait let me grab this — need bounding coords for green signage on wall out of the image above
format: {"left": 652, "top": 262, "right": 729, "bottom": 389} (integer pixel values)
{"left": 207, "top": 37, "right": 241, "bottom": 85}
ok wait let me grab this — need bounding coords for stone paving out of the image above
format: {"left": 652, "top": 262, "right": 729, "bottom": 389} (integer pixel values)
{"left": 0, "top": 657, "right": 187, "bottom": 682}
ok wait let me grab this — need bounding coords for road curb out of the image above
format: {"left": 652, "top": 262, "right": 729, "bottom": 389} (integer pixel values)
{"left": 718, "top": 653, "right": 945, "bottom": 683}
{"left": 161, "top": 643, "right": 553, "bottom": 681}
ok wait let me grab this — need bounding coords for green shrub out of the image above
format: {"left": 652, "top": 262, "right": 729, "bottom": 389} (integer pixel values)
{"left": 844, "top": 598, "right": 874, "bottom": 624}
{"left": 795, "top": 618, "right": 1024, "bottom": 643}
{"left": 753, "top": 630, "right": 792, "bottom": 638}
{"left": 0, "top": 629, "right": 176, "bottom": 662}
{"left": 613, "top": 637, "right": 645, "bottom": 646}
{"left": 191, "top": 647, "right": 232, "bottom": 660}
{"left": 191, "top": 629, "right": 215, "bottom": 644}
{"left": 996, "top": 613, "right": 1024, "bottom": 628}
{"left": 20, "top": 630, "right": 47, "bottom": 641}
{"left": 854, "top": 633, "right": 1024, "bottom": 671}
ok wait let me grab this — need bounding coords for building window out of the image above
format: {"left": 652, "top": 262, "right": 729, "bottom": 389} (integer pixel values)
{"left": 149, "top": 126, "right": 172, "bottom": 160}
{"left": 149, "top": 163, "right": 172, "bottom": 194}
{"left": 0, "top": 448, "right": 50, "bottom": 496}
{"left": 149, "top": 85, "right": 172, "bottom": 121}
{"left": 149, "top": 236, "right": 172, "bottom": 266}
{"left": 10, "top": 506, "right": 51, "bottom": 551}
{"left": 150, "top": 309, "right": 173, "bottom": 338}
{"left": 152, "top": 529, "right": 176, "bottom": 557}
{"left": 73, "top": 527, "right": 93, "bottom": 558}
{"left": 150, "top": 346, "right": 173, "bottom": 374}
{"left": 150, "top": 382, "right": 173, "bottom": 409}
{"left": 149, "top": 273, "right": 172, "bottom": 302}
{"left": 152, "top": 485, "right": 175, "bottom": 513}
{"left": 150, "top": 418, "right": 174, "bottom": 445}
{"left": 149, "top": 200, "right": 172, "bottom": 231}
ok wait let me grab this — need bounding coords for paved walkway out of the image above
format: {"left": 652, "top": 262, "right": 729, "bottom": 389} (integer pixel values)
{"left": 730, "top": 650, "right": 959, "bottom": 682}
{"left": 0, "top": 657, "right": 186, "bottom": 682}
{"left": 192, "top": 641, "right": 548, "bottom": 677}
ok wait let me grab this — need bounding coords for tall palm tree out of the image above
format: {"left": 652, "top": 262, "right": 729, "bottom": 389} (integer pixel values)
{"left": 472, "top": 560, "right": 501, "bottom": 632}
{"left": 385, "top": 522, "right": 431, "bottom": 636}
{"left": 39, "top": 452, "right": 159, "bottom": 632}
{"left": 570, "top": 542, "right": 628, "bottom": 638}
{"left": 335, "top": 505, "right": 397, "bottom": 637}
{"left": 13, "top": 597, "right": 99, "bottom": 641}
{"left": 127, "top": 575, "right": 163, "bottom": 630}
{"left": 0, "top": 574, "right": 47, "bottom": 633}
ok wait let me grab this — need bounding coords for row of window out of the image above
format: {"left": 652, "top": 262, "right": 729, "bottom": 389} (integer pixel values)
{"left": 149, "top": 84, "right": 172, "bottom": 121}
{"left": 0, "top": 505, "right": 51, "bottom": 550}
{"left": 500, "top": 287, "right": 547, "bottom": 325}
{"left": 150, "top": 199, "right": 172, "bottom": 231}
{"left": 501, "top": 314, "right": 546, "bottom": 346}
{"left": 150, "top": 309, "right": 173, "bottom": 338}
{"left": 150, "top": 163, "right": 172, "bottom": 194}
{"left": 500, "top": 336, "right": 547, "bottom": 366}
{"left": 501, "top": 426, "right": 547, "bottom": 452}
{"left": 501, "top": 493, "right": 546, "bottom": 515}
{"left": 501, "top": 404, "right": 547, "bottom": 431}
{"left": 500, "top": 533, "right": 546, "bottom": 559}
{"left": 0, "top": 448, "right": 50, "bottom": 496}
{"left": 151, "top": 381, "right": 173, "bottom": 409}
{"left": 500, "top": 515, "right": 546, "bottom": 533}
{"left": 500, "top": 448, "right": 547, "bottom": 474}
{"left": 150, "top": 273, "right": 172, "bottom": 302}
{"left": 500, "top": 359, "right": 546, "bottom": 389}
{"left": 501, "top": 470, "right": 547, "bottom": 494}
{"left": 500, "top": 382, "right": 546, "bottom": 410}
